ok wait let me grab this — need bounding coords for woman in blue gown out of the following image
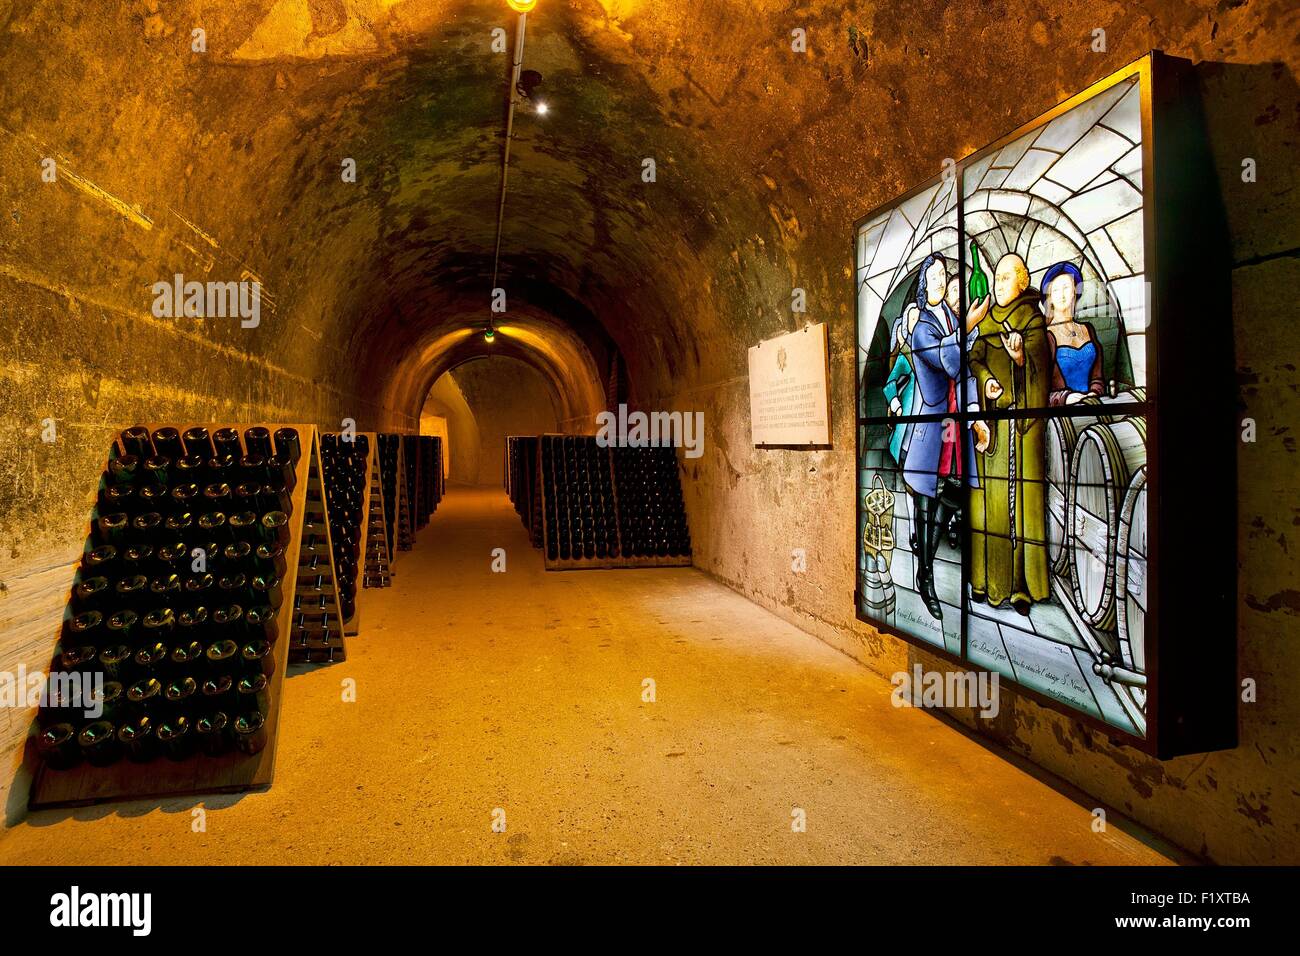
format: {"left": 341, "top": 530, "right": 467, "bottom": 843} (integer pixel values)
{"left": 1042, "top": 262, "right": 1105, "bottom": 405}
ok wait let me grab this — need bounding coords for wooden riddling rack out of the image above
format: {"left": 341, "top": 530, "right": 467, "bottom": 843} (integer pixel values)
{"left": 403, "top": 435, "right": 422, "bottom": 541}
{"left": 29, "top": 423, "right": 318, "bottom": 809}
{"left": 404, "top": 435, "right": 422, "bottom": 534}
{"left": 319, "top": 433, "right": 372, "bottom": 637}
{"left": 287, "top": 433, "right": 348, "bottom": 664}
{"left": 375, "top": 434, "right": 410, "bottom": 556}
{"left": 534, "top": 434, "right": 692, "bottom": 571}
{"left": 362, "top": 432, "right": 391, "bottom": 589}
{"left": 394, "top": 435, "right": 415, "bottom": 552}
{"left": 404, "top": 434, "right": 444, "bottom": 533}
{"left": 375, "top": 433, "right": 443, "bottom": 560}
{"left": 506, "top": 436, "right": 542, "bottom": 548}
{"left": 423, "top": 436, "right": 443, "bottom": 515}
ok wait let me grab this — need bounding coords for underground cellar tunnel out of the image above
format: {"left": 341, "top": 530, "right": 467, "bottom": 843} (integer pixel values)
{"left": 0, "top": 0, "right": 1297, "bottom": 899}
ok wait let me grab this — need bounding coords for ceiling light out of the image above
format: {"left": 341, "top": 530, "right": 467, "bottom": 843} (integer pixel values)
{"left": 505, "top": 0, "right": 536, "bottom": 13}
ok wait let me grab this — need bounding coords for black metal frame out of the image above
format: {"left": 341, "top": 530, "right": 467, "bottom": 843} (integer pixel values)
{"left": 851, "top": 52, "right": 1236, "bottom": 758}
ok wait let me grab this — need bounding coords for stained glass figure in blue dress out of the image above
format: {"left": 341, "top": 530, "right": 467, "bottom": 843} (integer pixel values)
{"left": 1042, "top": 261, "right": 1105, "bottom": 406}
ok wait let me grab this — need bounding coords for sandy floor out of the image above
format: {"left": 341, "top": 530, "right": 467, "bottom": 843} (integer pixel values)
{"left": 0, "top": 486, "right": 1174, "bottom": 865}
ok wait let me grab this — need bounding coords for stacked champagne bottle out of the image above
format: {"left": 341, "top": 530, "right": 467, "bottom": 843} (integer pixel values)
{"left": 401, "top": 435, "right": 420, "bottom": 545}
{"left": 613, "top": 445, "right": 691, "bottom": 558}
{"left": 319, "top": 433, "right": 366, "bottom": 622}
{"left": 417, "top": 435, "right": 442, "bottom": 523}
{"left": 35, "top": 425, "right": 297, "bottom": 770}
{"left": 542, "top": 435, "right": 618, "bottom": 562}
{"left": 429, "top": 437, "right": 443, "bottom": 509}
{"left": 506, "top": 436, "right": 541, "bottom": 546}
{"left": 362, "top": 436, "right": 391, "bottom": 588}
{"left": 411, "top": 435, "right": 430, "bottom": 529}
{"left": 377, "top": 434, "right": 400, "bottom": 558}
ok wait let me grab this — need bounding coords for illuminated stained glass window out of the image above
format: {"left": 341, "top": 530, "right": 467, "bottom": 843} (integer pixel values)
{"left": 854, "top": 53, "right": 1236, "bottom": 758}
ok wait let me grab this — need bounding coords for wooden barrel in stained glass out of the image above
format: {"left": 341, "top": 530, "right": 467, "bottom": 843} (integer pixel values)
{"left": 1048, "top": 389, "right": 1147, "bottom": 578}
{"left": 1115, "top": 465, "right": 1148, "bottom": 672}
{"left": 1045, "top": 415, "right": 1083, "bottom": 576}
{"left": 1067, "top": 417, "right": 1147, "bottom": 629}
{"left": 1077, "top": 386, "right": 1148, "bottom": 421}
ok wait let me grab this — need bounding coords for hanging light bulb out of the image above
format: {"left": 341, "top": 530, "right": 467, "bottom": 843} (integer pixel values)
{"left": 484, "top": 325, "right": 496, "bottom": 343}
{"left": 505, "top": 0, "right": 536, "bottom": 12}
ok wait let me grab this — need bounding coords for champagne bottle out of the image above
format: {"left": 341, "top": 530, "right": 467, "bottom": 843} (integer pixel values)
{"left": 196, "top": 711, "right": 231, "bottom": 756}
{"left": 240, "top": 640, "right": 274, "bottom": 677}
{"left": 98, "top": 642, "right": 133, "bottom": 681}
{"left": 155, "top": 716, "right": 193, "bottom": 761}
{"left": 169, "top": 640, "right": 204, "bottom": 670}
{"left": 78, "top": 720, "right": 122, "bottom": 767}
{"left": 143, "top": 454, "right": 171, "bottom": 485}
{"left": 236, "top": 673, "right": 270, "bottom": 715}
{"left": 177, "top": 605, "right": 209, "bottom": 635}
{"left": 244, "top": 426, "right": 274, "bottom": 458}
{"left": 968, "top": 239, "right": 989, "bottom": 301}
{"left": 213, "top": 428, "right": 243, "bottom": 459}
{"left": 107, "top": 454, "right": 139, "bottom": 485}
{"left": 118, "top": 716, "right": 156, "bottom": 762}
{"left": 106, "top": 609, "right": 138, "bottom": 642}
{"left": 201, "top": 675, "right": 236, "bottom": 711}
{"left": 205, "top": 638, "right": 240, "bottom": 672}
{"left": 119, "top": 426, "right": 153, "bottom": 459}
{"left": 151, "top": 427, "right": 184, "bottom": 459}
{"left": 67, "top": 609, "right": 105, "bottom": 645}
{"left": 126, "top": 676, "right": 163, "bottom": 715}
{"left": 182, "top": 426, "right": 215, "bottom": 459}
{"left": 163, "top": 676, "right": 198, "bottom": 715}
{"left": 273, "top": 427, "right": 301, "bottom": 466}
{"left": 233, "top": 710, "right": 267, "bottom": 755}
{"left": 38, "top": 723, "right": 80, "bottom": 769}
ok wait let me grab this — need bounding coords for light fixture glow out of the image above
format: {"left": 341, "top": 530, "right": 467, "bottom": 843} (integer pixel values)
{"left": 484, "top": 326, "right": 496, "bottom": 343}
{"left": 505, "top": 0, "right": 536, "bottom": 12}
{"left": 536, "top": 101, "right": 549, "bottom": 115}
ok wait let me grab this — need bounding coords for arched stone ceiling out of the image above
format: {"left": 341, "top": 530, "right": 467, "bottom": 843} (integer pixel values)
{"left": 3, "top": 0, "right": 1285, "bottom": 427}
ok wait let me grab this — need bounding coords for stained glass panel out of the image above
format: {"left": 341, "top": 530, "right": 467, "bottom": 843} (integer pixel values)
{"left": 856, "top": 64, "right": 1155, "bottom": 741}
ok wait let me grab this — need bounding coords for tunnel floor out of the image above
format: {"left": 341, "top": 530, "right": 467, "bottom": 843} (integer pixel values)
{"left": 0, "top": 487, "right": 1174, "bottom": 865}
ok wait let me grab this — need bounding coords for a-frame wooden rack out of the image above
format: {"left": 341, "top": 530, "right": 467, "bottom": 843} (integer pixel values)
{"left": 362, "top": 431, "right": 391, "bottom": 588}
{"left": 366, "top": 429, "right": 390, "bottom": 587}
{"left": 312, "top": 431, "right": 371, "bottom": 639}
{"left": 396, "top": 436, "right": 414, "bottom": 552}
{"left": 29, "top": 423, "right": 330, "bottom": 809}
{"left": 288, "top": 431, "right": 348, "bottom": 663}
{"left": 375, "top": 433, "right": 412, "bottom": 564}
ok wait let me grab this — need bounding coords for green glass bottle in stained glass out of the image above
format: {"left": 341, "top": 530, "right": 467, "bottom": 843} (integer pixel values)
{"left": 968, "top": 239, "right": 989, "bottom": 301}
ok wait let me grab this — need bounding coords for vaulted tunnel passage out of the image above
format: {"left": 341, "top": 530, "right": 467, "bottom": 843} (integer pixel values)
{"left": 0, "top": 0, "right": 1297, "bottom": 876}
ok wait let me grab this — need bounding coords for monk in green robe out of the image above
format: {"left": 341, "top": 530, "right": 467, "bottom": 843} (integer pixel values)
{"left": 968, "top": 252, "right": 1050, "bottom": 614}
